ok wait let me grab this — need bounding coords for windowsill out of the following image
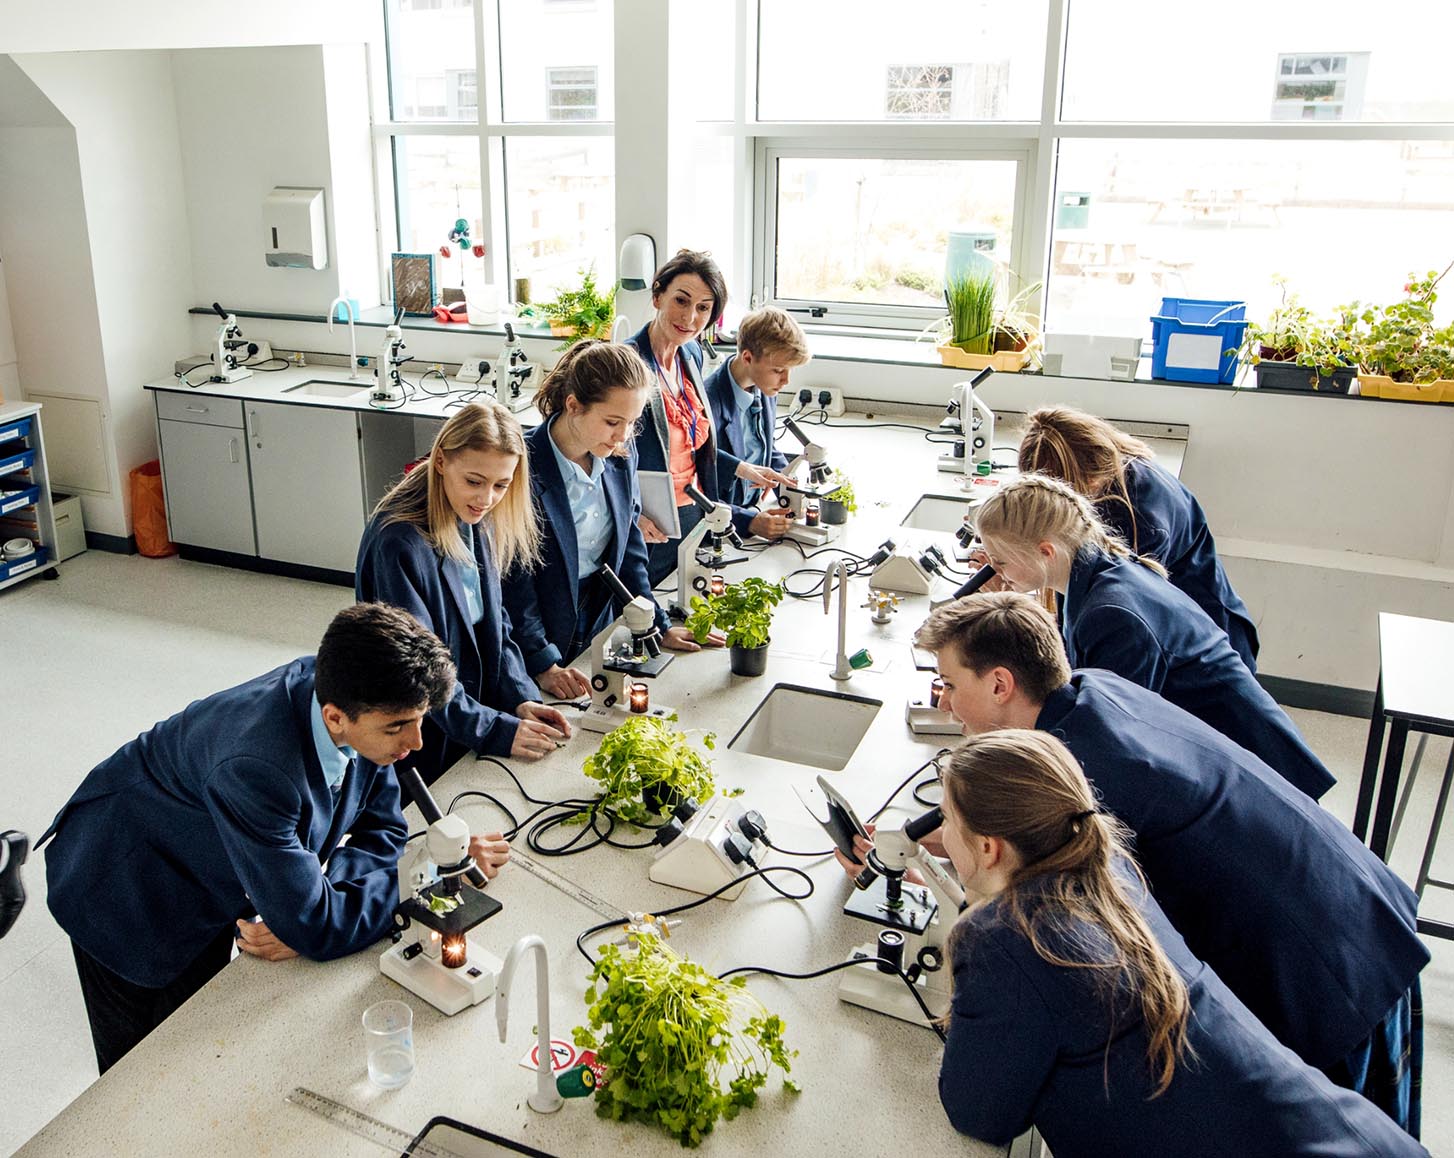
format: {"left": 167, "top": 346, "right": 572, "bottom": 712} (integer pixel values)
{"left": 189, "top": 305, "right": 1442, "bottom": 404}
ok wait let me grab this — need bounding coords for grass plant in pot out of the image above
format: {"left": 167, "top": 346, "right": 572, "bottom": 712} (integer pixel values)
{"left": 685, "top": 577, "right": 784, "bottom": 677}
{"left": 926, "top": 264, "right": 1041, "bottom": 372}
{"left": 1233, "top": 277, "right": 1358, "bottom": 394}
{"left": 1347, "top": 263, "right": 1454, "bottom": 402}
{"left": 539, "top": 264, "right": 617, "bottom": 348}
{"left": 819, "top": 470, "right": 856, "bottom": 525}
{"left": 581, "top": 714, "right": 716, "bottom": 824}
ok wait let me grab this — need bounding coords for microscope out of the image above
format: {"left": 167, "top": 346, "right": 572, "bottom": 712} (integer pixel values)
{"left": 674, "top": 483, "right": 746, "bottom": 616}
{"left": 776, "top": 417, "right": 834, "bottom": 546}
{"left": 937, "top": 367, "right": 996, "bottom": 475}
{"left": 210, "top": 302, "right": 255, "bottom": 384}
{"left": 380, "top": 767, "right": 504, "bottom": 1016}
{"left": 372, "top": 308, "right": 408, "bottom": 405}
{"left": 580, "top": 564, "right": 676, "bottom": 734}
{"left": 838, "top": 802, "right": 965, "bottom": 1026}
{"left": 494, "top": 323, "right": 539, "bottom": 413}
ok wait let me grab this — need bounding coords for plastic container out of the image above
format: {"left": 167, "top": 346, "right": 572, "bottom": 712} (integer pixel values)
{"left": 0, "top": 416, "right": 32, "bottom": 443}
{"left": 0, "top": 444, "right": 36, "bottom": 479}
{"left": 1055, "top": 192, "right": 1091, "bottom": 230}
{"left": 1253, "top": 361, "right": 1355, "bottom": 395}
{"left": 0, "top": 543, "right": 47, "bottom": 582}
{"left": 0, "top": 484, "right": 40, "bottom": 516}
{"left": 1043, "top": 334, "right": 1143, "bottom": 381}
{"left": 1149, "top": 298, "right": 1247, "bottom": 385}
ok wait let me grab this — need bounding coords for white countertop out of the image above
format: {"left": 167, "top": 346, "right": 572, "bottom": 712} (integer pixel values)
{"left": 20, "top": 406, "right": 1183, "bottom": 1156}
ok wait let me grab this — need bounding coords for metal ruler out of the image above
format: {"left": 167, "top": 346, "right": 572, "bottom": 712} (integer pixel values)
{"left": 287, "top": 1086, "right": 468, "bottom": 1157}
{"left": 509, "top": 849, "right": 625, "bottom": 922}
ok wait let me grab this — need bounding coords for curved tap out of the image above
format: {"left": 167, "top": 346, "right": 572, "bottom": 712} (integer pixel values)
{"left": 823, "top": 560, "right": 852, "bottom": 680}
{"left": 327, "top": 296, "right": 360, "bottom": 380}
{"left": 496, "top": 934, "right": 563, "bottom": 1113}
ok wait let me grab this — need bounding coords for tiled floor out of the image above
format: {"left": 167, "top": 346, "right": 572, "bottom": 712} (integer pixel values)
{"left": 0, "top": 551, "right": 1450, "bottom": 1155}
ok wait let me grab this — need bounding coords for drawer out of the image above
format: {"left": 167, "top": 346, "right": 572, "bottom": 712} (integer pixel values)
{"left": 154, "top": 390, "right": 244, "bottom": 429}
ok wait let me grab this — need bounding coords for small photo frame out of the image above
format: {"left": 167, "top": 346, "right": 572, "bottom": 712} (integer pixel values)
{"left": 391, "top": 252, "right": 437, "bottom": 316}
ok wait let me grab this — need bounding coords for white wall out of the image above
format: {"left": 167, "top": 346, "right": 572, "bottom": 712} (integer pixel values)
{"left": 0, "top": 1, "right": 367, "bottom": 54}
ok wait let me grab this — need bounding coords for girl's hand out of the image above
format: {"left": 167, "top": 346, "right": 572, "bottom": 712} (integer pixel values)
{"left": 235, "top": 917, "right": 298, "bottom": 962}
{"left": 737, "top": 462, "right": 795, "bottom": 490}
{"left": 638, "top": 514, "right": 668, "bottom": 544}
{"left": 965, "top": 548, "right": 1011, "bottom": 592}
{"left": 468, "top": 832, "right": 510, "bottom": 880}
{"left": 537, "top": 664, "right": 590, "bottom": 700}
{"left": 748, "top": 509, "right": 792, "bottom": 540}
{"left": 662, "top": 624, "right": 725, "bottom": 651}
{"left": 517, "top": 701, "right": 572, "bottom": 737}
{"left": 510, "top": 719, "right": 563, "bottom": 761}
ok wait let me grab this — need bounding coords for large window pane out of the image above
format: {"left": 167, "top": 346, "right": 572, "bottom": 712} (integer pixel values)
{"left": 771, "top": 156, "right": 1020, "bottom": 312}
{"left": 1044, "top": 139, "right": 1454, "bottom": 337}
{"left": 757, "top": 1, "right": 1046, "bottom": 122}
{"left": 385, "top": 0, "right": 478, "bottom": 121}
{"left": 505, "top": 137, "right": 615, "bottom": 302}
{"left": 1063, "top": 0, "right": 1454, "bottom": 122}
{"left": 394, "top": 137, "right": 483, "bottom": 295}
{"left": 499, "top": 0, "right": 615, "bottom": 122}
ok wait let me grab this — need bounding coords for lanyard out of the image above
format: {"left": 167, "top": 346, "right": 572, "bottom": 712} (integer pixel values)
{"left": 655, "top": 356, "right": 701, "bottom": 447}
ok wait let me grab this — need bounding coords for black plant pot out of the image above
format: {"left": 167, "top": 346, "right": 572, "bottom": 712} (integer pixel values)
{"left": 729, "top": 641, "right": 770, "bottom": 677}
{"left": 1253, "top": 360, "right": 1355, "bottom": 395}
{"left": 642, "top": 781, "right": 685, "bottom": 817}
{"left": 820, "top": 499, "right": 849, "bottom": 525}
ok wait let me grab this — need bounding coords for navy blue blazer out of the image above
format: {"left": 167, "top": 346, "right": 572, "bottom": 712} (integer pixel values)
{"left": 939, "top": 875, "right": 1426, "bottom": 1157}
{"left": 41, "top": 658, "right": 406, "bottom": 988}
{"left": 1039, "top": 670, "right": 1427, "bottom": 1068}
{"left": 500, "top": 419, "right": 669, "bottom": 674}
{"left": 704, "top": 355, "right": 789, "bottom": 536}
{"left": 356, "top": 514, "right": 537, "bottom": 777}
{"left": 1062, "top": 547, "right": 1334, "bottom": 799}
{"left": 1097, "top": 457, "right": 1259, "bottom": 672}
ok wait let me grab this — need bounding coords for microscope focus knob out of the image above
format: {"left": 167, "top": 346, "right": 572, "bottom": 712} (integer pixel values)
{"left": 591, "top": 673, "right": 608, "bottom": 692}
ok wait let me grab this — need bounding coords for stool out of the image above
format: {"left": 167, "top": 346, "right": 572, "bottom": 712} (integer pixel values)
{"left": 1354, "top": 611, "right": 1454, "bottom": 941}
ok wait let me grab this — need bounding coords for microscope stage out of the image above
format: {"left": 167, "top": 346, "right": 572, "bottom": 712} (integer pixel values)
{"left": 842, "top": 877, "right": 938, "bottom": 935}
{"left": 601, "top": 652, "right": 675, "bottom": 678}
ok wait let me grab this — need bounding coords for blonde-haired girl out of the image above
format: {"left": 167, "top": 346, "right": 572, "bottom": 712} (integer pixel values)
{"left": 356, "top": 402, "right": 571, "bottom": 782}
{"left": 974, "top": 474, "right": 1332, "bottom": 799}
{"left": 935, "top": 729, "right": 1424, "bottom": 1157}
{"left": 1018, "top": 406, "right": 1258, "bottom": 671}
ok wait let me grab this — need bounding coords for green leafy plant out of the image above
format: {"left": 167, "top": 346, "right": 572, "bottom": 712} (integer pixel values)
{"left": 822, "top": 470, "right": 857, "bottom": 513}
{"left": 581, "top": 714, "right": 716, "bottom": 825}
{"left": 1231, "top": 276, "right": 1359, "bottom": 382}
{"left": 922, "top": 263, "right": 1042, "bottom": 357}
{"left": 540, "top": 265, "right": 617, "bottom": 348}
{"left": 684, "top": 577, "right": 785, "bottom": 650}
{"left": 573, "top": 933, "right": 798, "bottom": 1147}
{"left": 1344, "top": 263, "right": 1454, "bottom": 383}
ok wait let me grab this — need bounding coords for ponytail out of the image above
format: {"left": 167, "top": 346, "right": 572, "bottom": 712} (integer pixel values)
{"left": 942, "top": 730, "right": 1192, "bottom": 1097}
{"left": 534, "top": 339, "right": 652, "bottom": 423}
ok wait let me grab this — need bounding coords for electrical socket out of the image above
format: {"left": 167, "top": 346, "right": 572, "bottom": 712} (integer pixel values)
{"left": 455, "top": 354, "right": 494, "bottom": 385}
{"left": 788, "top": 386, "right": 845, "bottom": 417}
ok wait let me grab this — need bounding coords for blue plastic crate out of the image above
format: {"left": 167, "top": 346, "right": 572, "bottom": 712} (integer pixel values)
{"left": 1149, "top": 297, "right": 1247, "bottom": 385}
{"left": 0, "top": 444, "right": 36, "bottom": 479}
{"left": 0, "top": 484, "right": 40, "bottom": 516}
{"left": 0, "top": 416, "right": 31, "bottom": 443}
{"left": 0, "top": 543, "right": 47, "bottom": 582}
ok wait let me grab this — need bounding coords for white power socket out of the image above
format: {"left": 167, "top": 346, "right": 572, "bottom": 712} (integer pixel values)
{"left": 786, "top": 387, "right": 845, "bottom": 418}
{"left": 455, "top": 354, "right": 494, "bottom": 385}
{"left": 239, "top": 340, "right": 274, "bottom": 366}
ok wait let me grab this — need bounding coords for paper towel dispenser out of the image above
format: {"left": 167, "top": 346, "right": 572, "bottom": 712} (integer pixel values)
{"left": 263, "top": 187, "right": 327, "bottom": 270}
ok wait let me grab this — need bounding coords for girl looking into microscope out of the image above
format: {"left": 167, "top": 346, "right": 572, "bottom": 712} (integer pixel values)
{"left": 935, "top": 730, "right": 1425, "bottom": 1157}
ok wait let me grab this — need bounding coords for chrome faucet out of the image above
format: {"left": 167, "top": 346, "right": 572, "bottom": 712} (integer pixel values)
{"left": 823, "top": 560, "right": 852, "bottom": 680}
{"left": 327, "top": 296, "right": 361, "bottom": 380}
{"left": 496, "top": 934, "right": 563, "bottom": 1114}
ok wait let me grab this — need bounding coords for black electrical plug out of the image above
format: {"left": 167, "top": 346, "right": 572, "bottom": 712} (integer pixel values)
{"left": 817, "top": 389, "right": 832, "bottom": 409}
{"left": 654, "top": 818, "right": 686, "bottom": 847}
{"left": 797, "top": 387, "right": 812, "bottom": 408}
{"left": 722, "top": 833, "right": 754, "bottom": 865}
{"left": 672, "top": 798, "right": 700, "bottom": 824}
{"left": 736, "top": 810, "right": 768, "bottom": 844}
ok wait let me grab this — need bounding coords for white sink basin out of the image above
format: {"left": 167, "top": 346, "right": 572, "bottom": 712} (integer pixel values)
{"left": 901, "top": 494, "right": 971, "bottom": 533}
{"left": 729, "top": 683, "right": 882, "bottom": 771}
{"left": 283, "top": 379, "right": 370, "bottom": 399}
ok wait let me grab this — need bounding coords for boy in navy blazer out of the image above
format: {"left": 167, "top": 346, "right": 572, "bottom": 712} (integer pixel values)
{"left": 703, "top": 307, "right": 810, "bottom": 540}
{"left": 892, "top": 593, "right": 1427, "bottom": 1133}
{"left": 40, "top": 604, "right": 508, "bottom": 1075}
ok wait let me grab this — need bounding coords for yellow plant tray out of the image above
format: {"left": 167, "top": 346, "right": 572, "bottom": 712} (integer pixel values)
{"left": 936, "top": 344, "right": 1033, "bottom": 372}
{"left": 1358, "top": 374, "right": 1454, "bottom": 403}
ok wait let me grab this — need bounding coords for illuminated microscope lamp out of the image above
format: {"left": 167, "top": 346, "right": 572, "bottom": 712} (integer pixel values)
{"left": 776, "top": 416, "right": 834, "bottom": 547}
{"left": 580, "top": 563, "right": 677, "bottom": 734}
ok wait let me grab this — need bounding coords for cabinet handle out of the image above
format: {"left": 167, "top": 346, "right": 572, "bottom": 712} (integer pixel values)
{"left": 248, "top": 409, "right": 260, "bottom": 448}
{"left": 185, "top": 405, "right": 209, "bottom": 414}
{"left": 228, "top": 437, "right": 239, "bottom": 464}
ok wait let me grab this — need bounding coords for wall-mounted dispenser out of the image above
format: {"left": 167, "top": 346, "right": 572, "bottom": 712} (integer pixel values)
{"left": 263, "top": 187, "right": 327, "bottom": 270}
{"left": 618, "top": 233, "right": 655, "bottom": 291}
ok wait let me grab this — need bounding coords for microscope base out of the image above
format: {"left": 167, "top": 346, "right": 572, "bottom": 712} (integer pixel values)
{"left": 838, "top": 946, "right": 951, "bottom": 1025}
{"left": 784, "top": 523, "right": 831, "bottom": 547}
{"left": 380, "top": 938, "right": 502, "bottom": 1016}
{"left": 937, "top": 454, "right": 969, "bottom": 474}
{"left": 580, "top": 700, "right": 677, "bottom": 733}
{"left": 503, "top": 388, "right": 537, "bottom": 415}
{"left": 211, "top": 367, "right": 253, "bottom": 384}
{"left": 906, "top": 701, "right": 963, "bottom": 735}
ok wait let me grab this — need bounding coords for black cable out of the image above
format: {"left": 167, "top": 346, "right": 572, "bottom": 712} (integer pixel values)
{"left": 761, "top": 834, "right": 833, "bottom": 859}
{"left": 913, "top": 776, "right": 944, "bottom": 808}
{"left": 243, "top": 357, "right": 290, "bottom": 371}
{"left": 444, "top": 789, "right": 519, "bottom": 836}
{"left": 867, "top": 751, "right": 950, "bottom": 824}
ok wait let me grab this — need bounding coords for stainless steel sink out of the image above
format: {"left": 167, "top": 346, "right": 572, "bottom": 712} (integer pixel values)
{"left": 900, "top": 494, "right": 971, "bottom": 533}
{"left": 729, "top": 683, "right": 882, "bottom": 771}
{"left": 282, "top": 379, "right": 370, "bottom": 398}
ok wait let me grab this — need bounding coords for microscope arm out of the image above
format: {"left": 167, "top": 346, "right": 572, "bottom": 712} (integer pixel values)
{"left": 860, "top": 806, "right": 966, "bottom": 940}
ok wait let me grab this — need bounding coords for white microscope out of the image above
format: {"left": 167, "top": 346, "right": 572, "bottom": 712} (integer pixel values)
{"left": 937, "top": 367, "right": 996, "bottom": 475}
{"left": 372, "top": 309, "right": 408, "bottom": 405}
{"left": 380, "top": 767, "right": 504, "bottom": 1016}
{"left": 209, "top": 302, "right": 254, "bottom": 384}
{"left": 776, "top": 417, "right": 834, "bottom": 546}
{"left": 674, "top": 483, "right": 746, "bottom": 616}
{"left": 580, "top": 564, "right": 676, "bottom": 734}
{"left": 494, "top": 323, "right": 538, "bottom": 413}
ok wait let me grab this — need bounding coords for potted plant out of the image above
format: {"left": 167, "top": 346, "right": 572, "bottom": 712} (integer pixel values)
{"left": 685, "top": 577, "right": 784, "bottom": 677}
{"left": 925, "top": 264, "right": 1041, "bottom": 372}
{"left": 1347, "top": 263, "right": 1454, "bottom": 402}
{"left": 1233, "top": 278, "right": 1358, "bottom": 394}
{"left": 573, "top": 932, "right": 798, "bottom": 1147}
{"left": 539, "top": 265, "right": 617, "bottom": 348}
{"left": 819, "top": 470, "right": 856, "bottom": 525}
{"left": 581, "top": 714, "right": 716, "bottom": 824}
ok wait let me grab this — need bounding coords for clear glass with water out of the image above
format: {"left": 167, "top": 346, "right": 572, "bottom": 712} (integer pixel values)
{"left": 362, "top": 999, "right": 415, "bottom": 1089}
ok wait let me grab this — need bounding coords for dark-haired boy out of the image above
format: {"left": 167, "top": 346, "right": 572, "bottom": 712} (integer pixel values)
{"left": 40, "top": 603, "right": 510, "bottom": 1074}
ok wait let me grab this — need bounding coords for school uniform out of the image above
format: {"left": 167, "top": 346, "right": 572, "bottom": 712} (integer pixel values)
{"left": 501, "top": 418, "right": 670, "bottom": 675}
{"left": 1097, "top": 456, "right": 1259, "bottom": 671}
{"left": 704, "top": 354, "right": 789, "bottom": 533}
{"left": 356, "top": 515, "right": 537, "bottom": 781}
{"left": 624, "top": 326, "right": 742, "bottom": 584}
{"left": 1061, "top": 546, "right": 1334, "bottom": 799}
{"left": 939, "top": 874, "right": 1428, "bottom": 1157}
{"left": 40, "top": 658, "right": 406, "bottom": 1070}
{"left": 1039, "top": 670, "right": 1427, "bottom": 1087}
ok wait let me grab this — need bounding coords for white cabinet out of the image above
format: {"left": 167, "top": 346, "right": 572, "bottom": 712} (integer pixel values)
{"left": 245, "top": 400, "right": 364, "bottom": 573}
{"left": 155, "top": 396, "right": 257, "bottom": 556}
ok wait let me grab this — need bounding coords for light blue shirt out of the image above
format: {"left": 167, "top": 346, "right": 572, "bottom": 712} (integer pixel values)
{"left": 454, "top": 524, "right": 486, "bottom": 625}
{"left": 309, "top": 693, "right": 356, "bottom": 791}
{"left": 731, "top": 364, "right": 769, "bottom": 504}
{"left": 547, "top": 417, "right": 613, "bottom": 585}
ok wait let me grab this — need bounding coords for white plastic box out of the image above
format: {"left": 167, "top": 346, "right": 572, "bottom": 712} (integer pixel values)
{"left": 1042, "top": 334, "right": 1143, "bottom": 381}
{"left": 51, "top": 491, "right": 85, "bottom": 560}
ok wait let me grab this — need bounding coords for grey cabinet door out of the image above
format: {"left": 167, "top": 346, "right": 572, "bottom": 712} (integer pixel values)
{"left": 157, "top": 419, "right": 257, "bottom": 555}
{"left": 246, "top": 402, "right": 364, "bottom": 573}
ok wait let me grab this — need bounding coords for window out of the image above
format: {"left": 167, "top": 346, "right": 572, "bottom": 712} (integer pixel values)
{"left": 886, "top": 66, "right": 954, "bottom": 120}
{"left": 449, "top": 70, "right": 477, "bottom": 120}
{"left": 1272, "top": 54, "right": 1368, "bottom": 121}
{"left": 546, "top": 67, "right": 598, "bottom": 122}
